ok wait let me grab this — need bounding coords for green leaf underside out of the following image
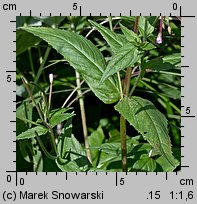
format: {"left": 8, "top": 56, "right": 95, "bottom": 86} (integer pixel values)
{"left": 17, "top": 125, "right": 48, "bottom": 140}
{"left": 101, "top": 43, "right": 143, "bottom": 83}
{"left": 115, "top": 96, "right": 179, "bottom": 171}
{"left": 89, "top": 20, "right": 127, "bottom": 53}
{"left": 21, "top": 27, "right": 120, "bottom": 104}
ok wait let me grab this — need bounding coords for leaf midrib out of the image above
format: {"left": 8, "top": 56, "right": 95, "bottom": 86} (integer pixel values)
{"left": 131, "top": 97, "right": 175, "bottom": 167}
{"left": 35, "top": 28, "right": 105, "bottom": 74}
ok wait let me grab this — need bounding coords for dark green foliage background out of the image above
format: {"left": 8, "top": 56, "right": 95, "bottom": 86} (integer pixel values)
{"left": 16, "top": 16, "right": 181, "bottom": 172}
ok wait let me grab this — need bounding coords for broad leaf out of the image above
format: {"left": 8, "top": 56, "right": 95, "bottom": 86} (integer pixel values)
{"left": 89, "top": 20, "right": 127, "bottom": 53}
{"left": 115, "top": 96, "right": 179, "bottom": 171}
{"left": 133, "top": 157, "right": 156, "bottom": 172}
{"left": 16, "top": 125, "right": 48, "bottom": 140}
{"left": 100, "top": 43, "right": 144, "bottom": 83}
{"left": 21, "top": 27, "right": 120, "bottom": 104}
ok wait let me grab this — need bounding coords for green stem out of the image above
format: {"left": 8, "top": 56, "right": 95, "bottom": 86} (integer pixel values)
{"left": 28, "top": 48, "right": 35, "bottom": 78}
{"left": 32, "top": 46, "right": 51, "bottom": 93}
{"left": 48, "top": 126, "right": 58, "bottom": 155}
{"left": 21, "top": 77, "right": 44, "bottom": 122}
{"left": 129, "top": 67, "right": 141, "bottom": 96}
{"left": 36, "top": 133, "right": 56, "bottom": 160}
{"left": 119, "top": 16, "right": 140, "bottom": 172}
{"left": 108, "top": 16, "right": 113, "bottom": 31}
{"left": 75, "top": 71, "right": 92, "bottom": 163}
{"left": 123, "top": 68, "right": 132, "bottom": 96}
{"left": 48, "top": 80, "right": 53, "bottom": 117}
{"left": 117, "top": 72, "right": 123, "bottom": 99}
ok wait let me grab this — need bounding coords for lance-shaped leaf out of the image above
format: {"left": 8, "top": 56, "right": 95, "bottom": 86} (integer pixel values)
{"left": 142, "top": 57, "right": 177, "bottom": 71}
{"left": 138, "top": 17, "right": 155, "bottom": 37}
{"left": 120, "top": 23, "right": 141, "bottom": 43}
{"left": 100, "top": 43, "right": 144, "bottom": 83}
{"left": 115, "top": 96, "right": 179, "bottom": 171}
{"left": 21, "top": 27, "right": 120, "bottom": 104}
{"left": 163, "top": 53, "right": 181, "bottom": 68}
{"left": 89, "top": 20, "right": 127, "bottom": 53}
{"left": 16, "top": 125, "right": 48, "bottom": 140}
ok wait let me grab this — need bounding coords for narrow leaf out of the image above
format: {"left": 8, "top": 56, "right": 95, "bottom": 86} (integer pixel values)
{"left": 120, "top": 23, "right": 140, "bottom": 43}
{"left": 88, "top": 126, "right": 105, "bottom": 167}
{"left": 163, "top": 53, "right": 181, "bottom": 68}
{"left": 89, "top": 20, "right": 127, "bottom": 53}
{"left": 100, "top": 43, "right": 143, "bottom": 83}
{"left": 138, "top": 17, "right": 155, "bottom": 37}
{"left": 21, "top": 27, "right": 120, "bottom": 104}
{"left": 49, "top": 109, "right": 75, "bottom": 127}
{"left": 115, "top": 96, "right": 179, "bottom": 171}
{"left": 16, "top": 125, "right": 48, "bottom": 140}
{"left": 142, "top": 57, "right": 176, "bottom": 71}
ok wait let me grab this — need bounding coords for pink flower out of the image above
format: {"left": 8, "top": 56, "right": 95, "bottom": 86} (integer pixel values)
{"left": 156, "top": 33, "right": 162, "bottom": 44}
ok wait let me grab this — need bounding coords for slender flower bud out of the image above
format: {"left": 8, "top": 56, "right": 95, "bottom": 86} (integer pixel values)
{"left": 156, "top": 33, "right": 162, "bottom": 44}
{"left": 156, "top": 16, "right": 163, "bottom": 44}
{"left": 49, "top": 73, "right": 53, "bottom": 84}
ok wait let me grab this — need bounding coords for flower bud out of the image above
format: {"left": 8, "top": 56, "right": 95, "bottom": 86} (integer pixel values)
{"left": 156, "top": 33, "right": 162, "bottom": 44}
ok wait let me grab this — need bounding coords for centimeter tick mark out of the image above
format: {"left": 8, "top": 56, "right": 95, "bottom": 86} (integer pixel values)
{"left": 6, "top": 71, "right": 16, "bottom": 73}
{"left": 165, "top": 172, "right": 168, "bottom": 180}
{"left": 181, "top": 165, "right": 189, "bottom": 168}
{"left": 115, "top": 172, "right": 118, "bottom": 186}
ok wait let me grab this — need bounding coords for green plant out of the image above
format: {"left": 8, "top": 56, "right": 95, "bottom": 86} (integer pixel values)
{"left": 16, "top": 16, "right": 181, "bottom": 172}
